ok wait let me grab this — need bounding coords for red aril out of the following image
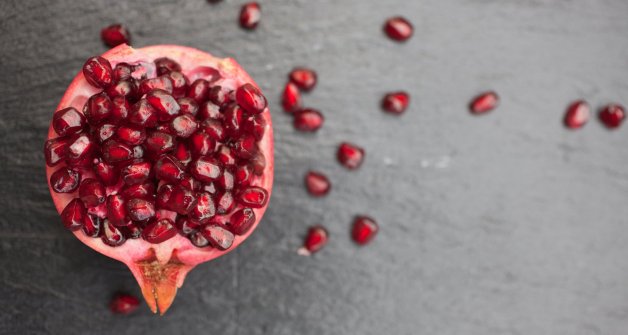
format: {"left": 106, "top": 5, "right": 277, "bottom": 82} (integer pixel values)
{"left": 564, "top": 100, "right": 590, "bottom": 129}
{"left": 383, "top": 16, "right": 413, "bottom": 42}
{"left": 289, "top": 68, "right": 317, "bottom": 91}
{"left": 282, "top": 82, "right": 302, "bottom": 113}
{"left": 239, "top": 2, "right": 261, "bottom": 30}
{"left": 469, "top": 91, "right": 499, "bottom": 114}
{"left": 293, "top": 108, "right": 324, "bottom": 132}
{"left": 110, "top": 293, "right": 140, "bottom": 315}
{"left": 337, "top": 142, "right": 365, "bottom": 170}
{"left": 598, "top": 103, "right": 625, "bottom": 129}
{"left": 45, "top": 45, "right": 273, "bottom": 314}
{"left": 304, "top": 171, "right": 330, "bottom": 197}
{"left": 381, "top": 91, "right": 409, "bottom": 115}
{"left": 299, "top": 225, "right": 328, "bottom": 255}
{"left": 101, "top": 24, "right": 131, "bottom": 48}
{"left": 351, "top": 216, "right": 378, "bottom": 245}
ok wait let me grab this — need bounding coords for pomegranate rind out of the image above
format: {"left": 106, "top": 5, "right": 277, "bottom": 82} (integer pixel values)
{"left": 45, "top": 44, "right": 274, "bottom": 314}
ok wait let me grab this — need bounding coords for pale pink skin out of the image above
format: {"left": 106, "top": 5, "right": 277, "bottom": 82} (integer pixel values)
{"left": 45, "top": 44, "right": 273, "bottom": 314}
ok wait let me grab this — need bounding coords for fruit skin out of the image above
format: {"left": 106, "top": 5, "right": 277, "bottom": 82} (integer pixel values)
{"left": 45, "top": 44, "right": 274, "bottom": 315}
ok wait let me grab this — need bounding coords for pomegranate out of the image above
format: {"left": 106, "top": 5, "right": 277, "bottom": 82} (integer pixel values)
{"left": 293, "top": 108, "right": 324, "bottom": 132}
{"left": 304, "top": 171, "right": 331, "bottom": 197}
{"left": 337, "top": 142, "right": 365, "bottom": 170}
{"left": 381, "top": 91, "right": 410, "bottom": 115}
{"left": 101, "top": 24, "right": 131, "bottom": 48}
{"left": 298, "top": 225, "right": 329, "bottom": 256}
{"left": 289, "top": 68, "right": 317, "bottom": 91}
{"left": 240, "top": 2, "right": 261, "bottom": 30}
{"left": 383, "top": 16, "right": 414, "bottom": 42}
{"left": 45, "top": 44, "right": 273, "bottom": 314}
{"left": 351, "top": 216, "right": 378, "bottom": 245}
{"left": 564, "top": 100, "right": 590, "bottom": 129}
{"left": 469, "top": 91, "right": 499, "bottom": 114}
{"left": 598, "top": 103, "right": 625, "bottom": 129}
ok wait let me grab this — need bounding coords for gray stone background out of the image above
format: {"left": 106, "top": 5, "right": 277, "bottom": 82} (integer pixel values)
{"left": 1, "top": 0, "right": 627, "bottom": 334}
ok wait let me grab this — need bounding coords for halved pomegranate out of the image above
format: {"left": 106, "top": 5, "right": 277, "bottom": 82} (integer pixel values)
{"left": 44, "top": 44, "right": 273, "bottom": 314}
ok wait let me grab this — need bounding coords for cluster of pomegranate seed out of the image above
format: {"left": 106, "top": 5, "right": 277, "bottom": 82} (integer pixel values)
{"left": 299, "top": 216, "right": 379, "bottom": 255}
{"left": 281, "top": 67, "right": 324, "bottom": 132}
{"left": 101, "top": 24, "right": 131, "bottom": 48}
{"left": 563, "top": 100, "right": 625, "bottom": 130}
{"left": 45, "top": 55, "right": 269, "bottom": 250}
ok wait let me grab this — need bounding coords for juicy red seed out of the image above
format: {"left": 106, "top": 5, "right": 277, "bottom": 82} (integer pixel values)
{"left": 564, "top": 100, "right": 590, "bottom": 129}
{"left": 216, "top": 145, "right": 236, "bottom": 166}
{"left": 116, "top": 124, "right": 146, "bottom": 145}
{"left": 223, "top": 104, "right": 245, "bottom": 136}
{"left": 162, "top": 185, "right": 197, "bottom": 214}
{"left": 383, "top": 16, "right": 414, "bottom": 42}
{"left": 189, "top": 231, "right": 211, "bottom": 248}
{"left": 216, "top": 191, "right": 235, "bottom": 214}
{"left": 189, "top": 192, "right": 216, "bottom": 223}
{"left": 190, "top": 156, "right": 223, "bottom": 182}
{"left": 79, "top": 178, "right": 106, "bottom": 207}
{"left": 187, "top": 79, "right": 211, "bottom": 103}
{"left": 174, "top": 142, "right": 192, "bottom": 166}
{"left": 243, "top": 115, "right": 266, "bottom": 140}
{"left": 154, "top": 154, "right": 186, "bottom": 183}
{"left": 107, "top": 194, "right": 130, "bottom": 226}
{"left": 305, "top": 171, "right": 331, "bottom": 197}
{"left": 178, "top": 97, "right": 199, "bottom": 116}
{"left": 233, "top": 134, "right": 257, "bottom": 159}
{"left": 239, "top": 2, "right": 261, "bottom": 30}
{"left": 289, "top": 68, "right": 317, "bottom": 91}
{"left": 129, "top": 99, "right": 159, "bottom": 128}
{"left": 101, "top": 24, "right": 130, "bottom": 47}
{"left": 113, "top": 63, "right": 134, "bottom": 81}
{"left": 352, "top": 216, "right": 378, "bottom": 245}
{"left": 84, "top": 92, "right": 112, "bottom": 125}
{"left": 50, "top": 168, "right": 81, "bottom": 193}
{"left": 237, "top": 186, "right": 268, "bottom": 208}
{"left": 170, "top": 114, "right": 199, "bottom": 138}
{"left": 382, "top": 91, "right": 410, "bottom": 115}
{"left": 155, "top": 57, "right": 182, "bottom": 76}
{"left": 121, "top": 161, "right": 152, "bottom": 185}
{"left": 208, "top": 86, "right": 234, "bottom": 107}
{"left": 303, "top": 226, "right": 328, "bottom": 254}
{"left": 168, "top": 71, "right": 189, "bottom": 98}
{"left": 236, "top": 83, "right": 267, "bottom": 115}
{"left": 132, "top": 145, "right": 144, "bottom": 159}
{"left": 60, "top": 199, "right": 86, "bottom": 231}
{"left": 96, "top": 123, "right": 117, "bottom": 143}
{"left": 337, "top": 142, "right": 365, "bottom": 170}
{"left": 82, "top": 215, "right": 101, "bottom": 237}
{"left": 282, "top": 82, "right": 302, "bottom": 113}
{"left": 142, "top": 218, "right": 177, "bottom": 243}
{"left": 121, "top": 183, "right": 155, "bottom": 200}
{"left": 217, "top": 168, "right": 235, "bottom": 190}
{"left": 106, "top": 80, "right": 137, "bottom": 100}
{"left": 188, "top": 131, "right": 216, "bottom": 157}
{"left": 53, "top": 107, "right": 86, "bottom": 137}
{"left": 598, "top": 104, "right": 625, "bottom": 129}
{"left": 101, "top": 140, "right": 134, "bottom": 163}
{"left": 125, "top": 198, "right": 156, "bottom": 222}
{"left": 229, "top": 208, "right": 255, "bottom": 235}
{"left": 180, "top": 175, "right": 201, "bottom": 191}
{"left": 138, "top": 76, "right": 174, "bottom": 96}
{"left": 201, "top": 119, "right": 226, "bottom": 142}
{"left": 156, "top": 184, "right": 175, "bottom": 209}
{"left": 147, "top": 89, "right": 181, "bottom": 121}
{"left": 294, "top": 109, "right": 324, "bottom": 132}
{"left": 175, "top": 216, "right": 202, "bottom": 235}
{"left": 109, "top": 293, "right": 140, "bottom": 315}
{"left": 469, "top": 91, "right": 499, "bottom": 114}
{"left": 201, "top": 223, "right": 234, "bottom": 250}
{"left": 110, "top": 96, "right": 130, "bottom": 124}
{"left": 235, "top": 165, "right": 253, "bottom": 186}
{"left": 122, "top": 224, "right": 142, "bottom": 239}
{"left": 67, "top": 134, "right": 96, "bottom": 160}
{"left": 250, "top": 150, "right": 265, "bottom": 176}
{"left": 145, "top": 131, "right": 176, "bottom": 155}
{"left": 83, "top": 56, "right": 113, "bottom": 88}
{"left": 101, "top": 219, "right": 126, "bottom": 246}
{"left": 198, "top": 102, "right": 222, "bottom": 121}
{"left": 94, "top": 161, "right": 119, "bottom": 185}
{"left": 44, "top": 137, "right": 70, "bottom": 167}
{"left": 202, "top": 182, "right": 217, "bottom": 195}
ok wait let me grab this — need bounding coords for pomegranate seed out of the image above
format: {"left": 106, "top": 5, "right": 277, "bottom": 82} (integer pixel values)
{"left": 110, "top": 96, "right": 130, "bottom": 124}
{"left": 44, "top": 137, "right": 70, "bottom": 167}
{"left": 175, "top": 216, "right": 202, "bottom": 235}
{"left": 282, "top": 82, "right": 302, "bottom": 113}
{"left": 239, "top": 2, "right": 261, "bottom": 30}
{"left": 174, "top": 142, "right": 192, "bottom": 166}
{"left": 139, "top": 76, "right": 174, "bottom": 96}
{"left": 201, "top": 223, "right": 234, "bottom": 250}
{"left": 190, "top": 156, "right": 223, "bottom": 182}
{"left": 121, "top": 224, "right": 139, "bottom": 239}
{"left": 216, "top": 191, "right": 235, "bottom": 214}
{"left": 189, "top": 192, "right": 216, "bottom": 223}
{"left": 101, "top": 140, "right": 134, "bottom": 163}
{"left": 188, "top": 131, "right": 216, "bottom": 157}
{"left": 598, "top": 104, "right": 625, "bottom": 129}
{"left": 101, "top": 24, "right": 130, "bottom": 47}
{"left": 50, "top": 168, "right": 81, "bottom": 193}
{"left": 383, "top": 16, "right": 413, "bottom": 42}
{"left": 155, "top": 57, "right": 182, "bottom": 76}
{"left": 216, "top": 145, "right": 236, "bottom": 166}
{"left": 113, "top": 63, "right": 134, "bottom": 81}
{"left": 201, "top": 119, "right": 226, "bottom": 142}
{"left": 198, "top": 102, "right": 222, "bottom": 121}
{"left": 96, "top": 123, "right": 117, "bottom": 143}
{"left": 180, "top": 175, "right": 201, "bottom": 191}
{"left": 154, "top": 155, "right": 186, "bottom": 183}
{"left": 107, "top": 194, "right": 130, "bottom": 227}
{"left": 116, "top": 124, "right": 146, "bottom": 145}
{"left": 208, "top": 86, "right": 234, "bottom": 107}
{"left": 82, "top": 214, "right": 101, "bottom": 237}
{"left": 125, "top": 198, "right": 156, "bottom": 222}
{"left": 144, "top": 131, "right": 176, "bottom": 155}
{"left": 187, "top": 79, "right": 211, "bottom": 103}
{"left": 109, "top": 293, "right": 140, "bottom": 314}
{"left": 121, "top": 183, "right": 155, "bottom": 200}
{"left": 382, "top": 91, "right": 410, "bottom": 115}
{"left": 83, "top": 56, "right": 113, "bottom": 88}
{"left": 53, "top": 107, "right": 86, "bottom": 136}
{"left": 121, "top": 161, "right": 152, "bottom": 185}
{"left": 67, "top": 134, "right": 96, "bottom": 161}
{"left": 223, "top": 104, "right": 245, "bottom": 136}
{"left": 300, "top": 226, "right": 328, "bottom": 255}
{"left": 564, "top": 100, "right": 590, "bottom": 129}
{"left": 168, "top": 71, "right": 189, "bottom": 98}
{"left": 228, "top": 208, "right": 255, "bottom": 235}
{"left": 250, "top": 151, "right": 266, "bottom": 176}
{"left": 129, "top": 99, "right": 159, "bottom": 128}
{"left": 156, "top": 184, "right": 175, "bottom": 209}
{"left": 352, "top": 216, "right": 378, "bottom": 245}
{"left": 84, "top": 92, "right": 112, "bottom": 126}
{"left": 147, "top": 89, "right": 181, "bottom": 121}
{"left": 236, "top": 83, "right": 267, "bottom": 115}
{"left": 235, "top": 165, "right": 253, "bottom": 186}
{"left": 337, "top": 142, "right": 365, "bottom": 170}
{"left": 170, "top": 114, "right": 199, "bottom": 138}
{"left": 289, "top": 68, "right": 317, "bottom": 91}
{"left": 243, "top": 115, "right": 266, "bottom": 140}
{"left": 294, "top": 109, "right": 324, "bottom": 132}
{"left": 202, "top": 182, "right": 218, "bottom": 195}
{"left": 101, "top": 219, "right": 126, "bottom": 246}
{"left": 469, "top": 91, "right": 499, "bottom": 114}
{"left": 94, "top": 161, "right": 119, "bottom": 185}
{"left": 106, "top": 80, "right": 137, "bottom": 100}
{"left": 305, "top": 171, "right": 330, "bottom": 197}
{"left": 142, "top": 219, "right": 177, "bottom": 243}
{"left": 79, "top": 178, "right": 106, "bottom": 207}
{"left": 233, "top": 134, "right": 257, "bottom": 159}
{"left": 237, "top": 186, "right": 268, "bottom": 208}
{"left": 161, "top": 185, "right": 197, "bottom": 215}
{"left": 60, "top": 199, "right": 86, "bottom": 231}
{"left": 189, "top": 231, "right": 211, "bottom": 248}
{"left": 132, "top": 145, "right": 144, "bottom": 159}
{"left": 178, "top": 97, "right": 199, "bottom": 116}
{"left": 216, "top": 168, "right": 235, "bottom": 190}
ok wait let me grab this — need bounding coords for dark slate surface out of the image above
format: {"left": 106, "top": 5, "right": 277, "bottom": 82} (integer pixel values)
{"left": 1, "top": 0, "right": 628, "bottom": 334}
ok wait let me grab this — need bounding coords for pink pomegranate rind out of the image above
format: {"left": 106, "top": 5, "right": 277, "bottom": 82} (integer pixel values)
{"left": 45, "top": 44, "right": 273, "bottom": 314}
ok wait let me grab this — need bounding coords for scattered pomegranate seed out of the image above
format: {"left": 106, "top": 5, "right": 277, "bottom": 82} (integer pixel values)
{"left": 299, "top": 226, "right": 328, "bottom": 255}
{"left": 101, "top": 24, "right": 131, "bottom": 48}
{"left": 83, "top": 56, "right": 114, "bottom": 88}
{"left": 381, "top": 91, "right": 410, "bottom": 115}
{"left": 598, "top": 103, "right": 625, "bottom": 129}
{"left": 282, "top": 82, "right": 302, "bottom": 113}
{"left": 239, "top": 2, "right": 261, "bottom": 30}
{"left": 383, "top": 16, "right": 413, "bottom": 42}
{"left": 469, "top": 91, "right": 499, "bottom": 114}
{"left": 236, "top": 83, "right": 267, "bottom": 115}
{"left": 352, "top": 216, "right": 378, "bottom": 245}
{"left": 289, "top": 68, "right": 317, "bottom": 91}
{"left": 337, "top": 142, "right": 365, "bottom": 170}
{"left": 305, "top": 171, "right": 331, "bottom": 197}
{"left": 294, "top": 109, "right": 324, "bottom": 132}
{"left": 564, "top": 100, "right": 590, "bottom": 129}
{"left": 109, "top": 293, "right": 140, "bottom": 315}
